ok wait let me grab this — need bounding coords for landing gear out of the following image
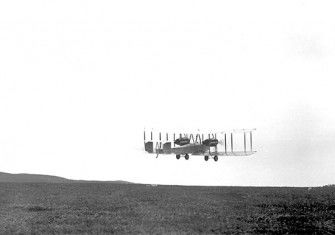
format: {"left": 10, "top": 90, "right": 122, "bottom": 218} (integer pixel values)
{"left": 204, "top": 155, "right": 218, "bottom": 161}
{"left": 185, "top": 154, "right": 189, "bottom": 160}
{"left": 176, "top": 154, "right": 180, "bottom": 159}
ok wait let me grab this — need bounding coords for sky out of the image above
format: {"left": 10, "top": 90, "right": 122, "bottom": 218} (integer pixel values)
{"left": 0, "top": 0, "right": 335, "bottom": 186}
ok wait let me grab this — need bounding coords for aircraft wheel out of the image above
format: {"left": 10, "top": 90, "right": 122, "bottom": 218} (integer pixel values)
{"left": 185, "top": 154, "right": 189, "bottom": 160}
{"left": 214, "top": 155, "right": 218, "bottom": 161}
{"left": 204, "top": 156, "right": 209, "bottom": 161}
{"left": 176, "top": 154, "right": 180, "bottom": 159}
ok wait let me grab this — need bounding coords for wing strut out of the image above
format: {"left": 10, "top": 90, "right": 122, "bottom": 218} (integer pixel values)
{"left": 224, "top": 133, "right": 227, "bottom": 154}
{"left": 244, "top": 131, "right": 246, "bottom": 153}
{"left": 173, "top": 133, "right": 175, "bottom": 147}
{"left": 159, "top": 132, "right": 162, "bottom": 149}
{"left": 231, "top": 133, "right": 233, "bottom": 153}
{"left": 250, "top": 131, "right": 253, "bottom": 152}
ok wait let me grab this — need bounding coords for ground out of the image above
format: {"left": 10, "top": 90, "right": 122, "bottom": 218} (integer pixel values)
{"left": 0, "top": 183, "right": 334, "bottom": 234}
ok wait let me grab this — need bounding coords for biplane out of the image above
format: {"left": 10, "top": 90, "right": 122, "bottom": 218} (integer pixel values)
{"left": 143, "top": 129, "right": 256, "bottom": 161}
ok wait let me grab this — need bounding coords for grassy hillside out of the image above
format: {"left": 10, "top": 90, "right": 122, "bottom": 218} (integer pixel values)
{"left": 0, "top": 183, "right": 334, "bottom": 234}
{"left": 0, "top": 172, "right": 70, "bottom": 183}
{"left": 0, "top": 172, "right": 132, "bottom": 184}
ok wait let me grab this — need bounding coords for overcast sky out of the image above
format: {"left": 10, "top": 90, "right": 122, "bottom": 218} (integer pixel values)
{"left": 1, "top": 0, "right": 335, "bottom": 186}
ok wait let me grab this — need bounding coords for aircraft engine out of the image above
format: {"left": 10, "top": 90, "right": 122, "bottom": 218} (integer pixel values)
{"left": 202, "top": 139, "right": 218, "bottom": 147}
{"left": 174, "top": 137, "right": 190, "bottom": 146}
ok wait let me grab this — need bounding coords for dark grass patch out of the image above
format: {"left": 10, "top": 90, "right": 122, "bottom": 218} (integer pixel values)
{"left": 27, "top": 205, "right": 53, "bottom": 212}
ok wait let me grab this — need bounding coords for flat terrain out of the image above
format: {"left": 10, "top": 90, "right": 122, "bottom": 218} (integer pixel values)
{"left": 0, "top": 183, "right": 334, "bottom": 234}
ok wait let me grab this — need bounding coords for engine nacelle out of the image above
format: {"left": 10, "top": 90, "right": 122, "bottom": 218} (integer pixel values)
{"left": 174, "top": 137, "right": 190, "bottom": 146}
{"left": 202, "top": 139, "right": 218, "bottom": 147}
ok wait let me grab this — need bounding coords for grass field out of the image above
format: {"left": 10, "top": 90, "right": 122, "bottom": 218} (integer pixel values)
{"left": 0, "top": 183, "right": 334, "bottom": 234}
